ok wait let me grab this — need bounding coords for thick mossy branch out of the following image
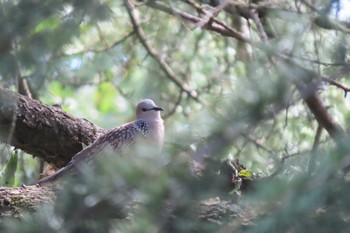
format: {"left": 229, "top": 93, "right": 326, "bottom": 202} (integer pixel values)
{"left": 0, "top": 88, "right": 107, "bottom": 168}
{"left": 0, "top": 184, "right": 242, "bottom": 223}
{"left": 0, "top": 185, "right": 55, "bottom": 218}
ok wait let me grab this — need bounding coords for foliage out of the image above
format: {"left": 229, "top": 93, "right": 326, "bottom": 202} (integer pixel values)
{"left": 0, "top": 151, "right": 18, "bottom": 187}
{"left": 1, "top": 0, "right": 350, "bottom": 232}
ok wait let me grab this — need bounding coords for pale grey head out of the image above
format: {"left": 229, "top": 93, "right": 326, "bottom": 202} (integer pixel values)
{"left": 136, "top": 99, "right": 163, "bottom": 120}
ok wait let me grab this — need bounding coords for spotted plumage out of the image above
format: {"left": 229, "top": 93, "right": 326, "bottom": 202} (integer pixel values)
{"left": 134, "top": 119, "right": 149, "bottom": 134}
{"left": 38, "top": 99, "right": 164, "bottom": 185}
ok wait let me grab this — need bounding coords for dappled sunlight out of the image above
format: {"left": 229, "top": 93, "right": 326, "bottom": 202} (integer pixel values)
{"left": 1, "top": 0, "right": 350, "bottom": 232}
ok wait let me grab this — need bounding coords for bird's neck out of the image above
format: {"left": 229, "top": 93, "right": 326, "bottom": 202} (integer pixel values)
{"left": 142, "top": 117, "right": 164, "bottom": 153}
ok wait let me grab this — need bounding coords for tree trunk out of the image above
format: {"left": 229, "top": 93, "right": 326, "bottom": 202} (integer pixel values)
{"left": 0, "top": 88, "right": 107, "bottom": 168}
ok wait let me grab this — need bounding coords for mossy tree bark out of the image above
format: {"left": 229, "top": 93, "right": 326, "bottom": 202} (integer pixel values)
{"left": 0, "top": 185, "right": 55, "bottom": 218}
{"left": 0, "top": 88, "right": 107, "bottom": 169}
{"left": 0, "top": 88, "right": 106, "bottom": 217}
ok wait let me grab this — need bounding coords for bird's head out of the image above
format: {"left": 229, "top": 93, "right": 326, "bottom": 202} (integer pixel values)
{"left": 136, "top": 99, "right": 163, "bottom": 120}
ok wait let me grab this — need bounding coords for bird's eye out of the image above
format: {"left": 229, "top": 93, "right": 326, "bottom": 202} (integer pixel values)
{"left": 142, "top": 108, "right": 147, "bottom": 112}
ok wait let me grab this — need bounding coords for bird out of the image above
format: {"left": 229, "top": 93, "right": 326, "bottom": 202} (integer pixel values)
{"left": 37, "top": 99, "right": 164, "bottom": 185}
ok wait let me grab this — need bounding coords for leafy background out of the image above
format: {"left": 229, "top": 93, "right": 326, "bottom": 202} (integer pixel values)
{"left": 1, "top": 0, "right": 350, "bottom": 232}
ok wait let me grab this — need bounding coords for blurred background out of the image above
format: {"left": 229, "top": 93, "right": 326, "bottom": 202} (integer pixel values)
{"left": 1, "top": 0, "right": 350, "bottom": 232}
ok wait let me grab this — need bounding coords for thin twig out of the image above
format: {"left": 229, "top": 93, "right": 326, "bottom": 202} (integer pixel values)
{"left": 55, "top": 31, "right": 135, "bottom": 58}
{"left": 162, "top": 92, "right": 183, "bottom": 119}
{"left": 301, "top": 0, "right": 350, "bottom": 34}
{"left": 287, "top": 54, "right": 347, "bottom": 66}
{"left": 280, "top": 58, "right": 346, "bottom": 140}
{"left": 278, "top": 54, "right": 350, "bottom": 97}
{"left": 124, "top": 0, "right": 203, "bottom": 104}
{"left": 307, "top": 124, "right": 323, "bottom": 174}
{"left": 185, "top": 0, "right": 230, "bottom": 28}
{"left": 322, "top": 77, "right": 350, "bottom": 98}
{"left": 300, "top": 0, "right": 318, "bottom": 12}
{"left": 146, "top": 1, "right": 252, "bottom": 43}
{"left": 268, "top": 151, "right": 301, "bottom": 178}
{"left": 242, "top": 133, "right": 274, "bottom": 154}
{"left": 247, "top": 9, "right": 268, "bottom": 41}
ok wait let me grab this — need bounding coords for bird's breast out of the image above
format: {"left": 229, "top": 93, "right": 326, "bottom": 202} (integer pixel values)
{"left": 146, "top": 120, "right": 164, "bottom": 153}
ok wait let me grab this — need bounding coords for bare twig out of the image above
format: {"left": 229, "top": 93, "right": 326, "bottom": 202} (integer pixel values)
{"left": 300, "top": 0, "right": 318, "bottom": 12}
{"left": 247, "top": 9, "right": 268, "bottom": 41}
{"left": 286, "top": 54, "right": 347, "bottom": 67}
{"left": 280, "top": 59, "right": 345, "bottom": 140}
{"left": 268, "top": 150, "right": 305, "bottom": 178}
{"left": 56, "top": 31, "right": 135, "bottom": 58}
{"left": 185, "top": 0, "right": 231, "bottom": 28}
{"left": 124, "top": 0, "right": 203, "bottom": 104}
{"left": 307, "top": 124, "right": 323, "bottom": 174}
{"left": 322, "top": 77, "right": 350, "bottom": 98}
{"left": 301, "top": 0, "right": 350, "bottom": 34}
{"left": 146, "top": 1, "right": 252, "bottom": 43}
{"left": 242, "top": 133, "right": 274, "bottom": 154}
{"left": 279, "top": 55, "right": 350, "bottom": 97}
{"left": 162, "top": 92, "right": 183, "bottom": 119}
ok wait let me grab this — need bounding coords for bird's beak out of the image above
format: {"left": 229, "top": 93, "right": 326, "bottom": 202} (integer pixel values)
{"left": 153, "top": 106, "right": 163, "bottom": 111}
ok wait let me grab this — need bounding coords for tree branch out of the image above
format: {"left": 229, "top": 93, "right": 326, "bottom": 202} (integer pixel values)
{"left": 124, "top": 0, "right": 204, "bottom": 104}
{"left": 280, "top": 60, "right": 346, "bottom": 140}
{"left": 0, "top": 185, "right": 55, "bottom": 217}
{"left": 322, "top": 77, "right": 350, "bottom": 97}
{"left": 0, "top": 184, "right": 242, "bottom": 223}
{"left": 0, "top": 88, "right": 107, "bottom": 169}
{"left": 145, "top": 1, "right": 252, "bottom": 43}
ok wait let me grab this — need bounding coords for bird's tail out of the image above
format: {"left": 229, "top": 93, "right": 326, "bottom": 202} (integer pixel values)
{"left": 37, "top": 166, "right": 68, "bottom": 186}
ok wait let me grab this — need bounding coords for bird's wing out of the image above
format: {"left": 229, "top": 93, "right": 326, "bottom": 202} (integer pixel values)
{"left": 38, "top": 120, "right": 146, "bottom": 185}
{"left": 74, "top": 120, "right": 147, "bottom": 159}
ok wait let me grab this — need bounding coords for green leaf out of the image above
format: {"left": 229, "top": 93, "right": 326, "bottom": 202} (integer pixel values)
{"left": 33, "top": 15, "right": 60, "bottom": 33}
{"left": 0, "top": 152, "right": 18, "bottom": 187}
{"left": 238, "top": 169, "right": 253, "bottom": 178}
{"left": 94, "top": 82, "right": 118, "bottom": 113}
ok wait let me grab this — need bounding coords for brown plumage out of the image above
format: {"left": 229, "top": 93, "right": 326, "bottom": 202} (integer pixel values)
{"left": 38, "top": 99, "right": 164, "bottom": 185}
